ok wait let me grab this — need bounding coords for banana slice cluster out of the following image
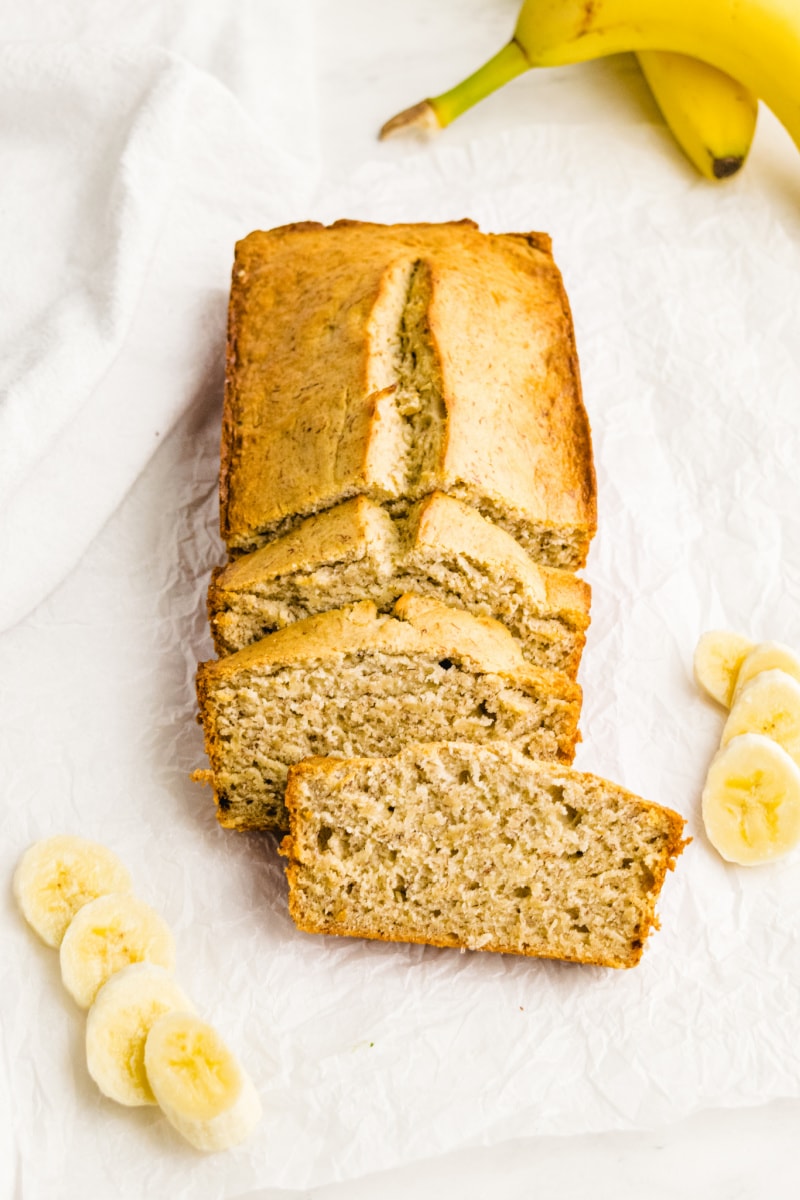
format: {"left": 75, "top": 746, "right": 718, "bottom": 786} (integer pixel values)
{"left": 13, "top": 835, "right": 261, "bottom": 1151}
{"left": 694, "top": 633, "right": 800, "bottom": 865}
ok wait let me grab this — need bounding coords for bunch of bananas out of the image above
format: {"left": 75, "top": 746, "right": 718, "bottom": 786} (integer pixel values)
{"left": 381, "top": 0, "right": 800, "bottom": 182}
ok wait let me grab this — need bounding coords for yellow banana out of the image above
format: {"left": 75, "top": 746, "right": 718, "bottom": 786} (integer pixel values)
{"left": 733, "top": 640, "right": 800, "bottom": 701}
{"left": 144, "top": 1012, "right": 262, "bottom": 1151}
{"left": 693, "top": 630, "right": 754, "bottom": 708}
{"left": 637, "top": 52, "right": 758, "bottom": 180}
{"left": 702, "top": 733, "right": 800, "bottom": 865}
{"left": 380, "top": 0, "right": 799, "bottom": 160}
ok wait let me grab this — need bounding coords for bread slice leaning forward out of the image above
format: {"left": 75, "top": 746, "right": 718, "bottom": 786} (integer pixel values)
{"left": 195, "top": 595, "right": 581, "bottom": 833}
{"left": 208, "top": 492, "right": 590, "bottom": 674}
{"left": 281, "top": 742, "right": 687, "bottom": 968}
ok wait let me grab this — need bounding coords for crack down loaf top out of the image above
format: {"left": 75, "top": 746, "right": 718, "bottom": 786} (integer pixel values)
{"left": 220, "top": 219, "right": 597, "bottom": 568}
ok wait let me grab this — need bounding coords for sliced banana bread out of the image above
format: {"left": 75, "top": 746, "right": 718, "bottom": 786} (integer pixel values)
{"left": 195, "top": 596, "right": 581, "bottom": 833}
{"left": 281, "top": 742, "right": 687, "bottom": 968}
{"left": 208, "top": 493, "right": 590, "bottom": 673}
{"left": 221, "top": 219, "right": 596, "bottom": 567}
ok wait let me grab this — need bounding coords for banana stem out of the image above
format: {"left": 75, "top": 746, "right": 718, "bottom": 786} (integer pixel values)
{"left": 380, "top": 39, "right": 532, "bottom": 139}
{"left": 430, "top": 39, "right": 531, "bottom": 127}
{"left": 379, "top": 100, "right": 441, "bottom": 140}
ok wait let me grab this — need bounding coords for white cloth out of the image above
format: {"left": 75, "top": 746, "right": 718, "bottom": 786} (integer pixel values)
{"left": 0, "top": 3, "right": 317, "bottom": 630}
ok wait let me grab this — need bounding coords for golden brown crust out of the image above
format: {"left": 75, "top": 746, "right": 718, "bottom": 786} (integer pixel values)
{"left": 194, "top": 673, "right": 223, "bottom": 820}
{"left": 207, "top": 491, "right": 591, "bottom": 665}
{"left": 220, "top": 220, "right": 596, "bottom": 562}
{"left": 279, "top": 746, "right": 688, "bottom": 968}
{"left": 213, "top": 496, "right": 389, "bottom": 592}
{"left": 411, "top": 493, "right": 591, "bottom": 627}
{"left": 207, "top": 496, "right": 394, "bottom": 658}
{"left": 281, "top": 884, "right": 639, "bottom": 968}
{"left": 197, "top": 594, "right": 580, "bottom": 703}
{"left": 542, "top": 570, "right": 591, "bottom": 630}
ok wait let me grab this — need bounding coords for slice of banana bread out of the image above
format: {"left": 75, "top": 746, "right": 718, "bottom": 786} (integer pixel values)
{"left": 221, "top": 220, "right": 596, "bottom": 567}
{"left": 208, "top": 496, "right": 399, "bottom": 657}
{"left": 281, "top": 742, "right": 687, "bottom": 968}
{"left": 195, "top": 596, "right": 581, "bottom": 833}
{"left": 208, "top": 493, "right": 590, "bottom": 672}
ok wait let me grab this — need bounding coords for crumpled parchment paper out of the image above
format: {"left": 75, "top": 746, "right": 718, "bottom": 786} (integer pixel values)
{"left": 3, "top": 117, "right": 800, "bottom": 1197}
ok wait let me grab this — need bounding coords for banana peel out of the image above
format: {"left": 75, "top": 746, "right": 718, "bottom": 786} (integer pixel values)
{"left": 637, "top": 51, "right": 757, "bottom": 180}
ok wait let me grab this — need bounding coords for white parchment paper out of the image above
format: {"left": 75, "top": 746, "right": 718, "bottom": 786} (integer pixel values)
{"left": 3, "top": 118, "right": 800, "bottom": 1197}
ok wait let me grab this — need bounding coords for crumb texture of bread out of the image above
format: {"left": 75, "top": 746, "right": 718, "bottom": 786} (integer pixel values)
{"left": 220, "top": 221, "right": 596, "bottom": 566}
{"left": 281, "top": 743, "right": 687, "bottom": 968}
{"left": 209, "top": 493, "right": 590, "bottom": 672}
{"left": 196, "top": 599, "right": 581, "bottom": 832}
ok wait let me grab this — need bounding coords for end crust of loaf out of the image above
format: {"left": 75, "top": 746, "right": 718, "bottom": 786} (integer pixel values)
{"left": 195, "top": 598, "right": 582, "bottom": 832}
{"left": 220, "top": 220, "right": 596, "bottom": 567}
{"left": 280, "top": 742, "right": 688, "bottom": 968}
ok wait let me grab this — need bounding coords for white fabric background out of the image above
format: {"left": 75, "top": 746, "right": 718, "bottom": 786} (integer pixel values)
{"left": 0, "top": 1, "right": 316, "bottom": 630}
{"left": 3, "top": 1, "right": 800, "bottom": 1196}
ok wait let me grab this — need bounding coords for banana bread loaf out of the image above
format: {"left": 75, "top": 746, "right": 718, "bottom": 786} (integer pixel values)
{"left": 195, "top": 596, "right": 581, "bottom": 832}
{"left": 220, "top": 219, "right": 596, "bottom": 566}
{"left": 209, "top": 492, "right": 590, "bottom": 672}
{"left": 281, "top": 742, "right": 687, "bottom": 968}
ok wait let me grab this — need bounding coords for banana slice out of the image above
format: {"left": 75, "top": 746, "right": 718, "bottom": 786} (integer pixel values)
{"left": 60, "top": 891, "right": 175, "bottom": 1009}
{"left": 693, "top": 630, "right": 753, "bottom": 708}
{"left": 144, "top": 1012, "right": 262, "bottom": 1152}
{"left": 702, "top": 733, "right": 800, "bottom": 864}
{"left": 86, "top": 963, "right": 195, "bottom": 1106}
{"left": 721, "top": 669, "right": 800, "bottom": 767}
{"left": 732, "top": 640, "right": 800, "bottom": 703}
{"left": 13, "top": 835, "right": 133, "bottom": 948}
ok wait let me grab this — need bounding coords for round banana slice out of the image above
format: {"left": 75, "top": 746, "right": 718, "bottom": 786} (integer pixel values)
{"left": 60, "top": 892, "right": 175, "bottom": 1009}
{"left": 13, "top": 835, "right": 133, "bottom": 949}
{"left": 86, "top": 963, "right": 195, "bottom": 1106}
{"left": 693, "top": 630, "right": 753, "bottom": 708}
{"left": 721, "top": 669, "right": 800, "bottom": 767}
{"left": 145, "top": 1012, "right": 262, "bottom": 1152}
{"left": 702, "top": 733, "right": 800, "bottom": 865}
{"left": 732, "top": 640, "right": 800, "bottom": 703}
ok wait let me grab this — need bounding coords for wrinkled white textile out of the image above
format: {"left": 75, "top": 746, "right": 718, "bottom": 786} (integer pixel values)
{"left": 0, "top": 2, "right": 316, "bottom": 630}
